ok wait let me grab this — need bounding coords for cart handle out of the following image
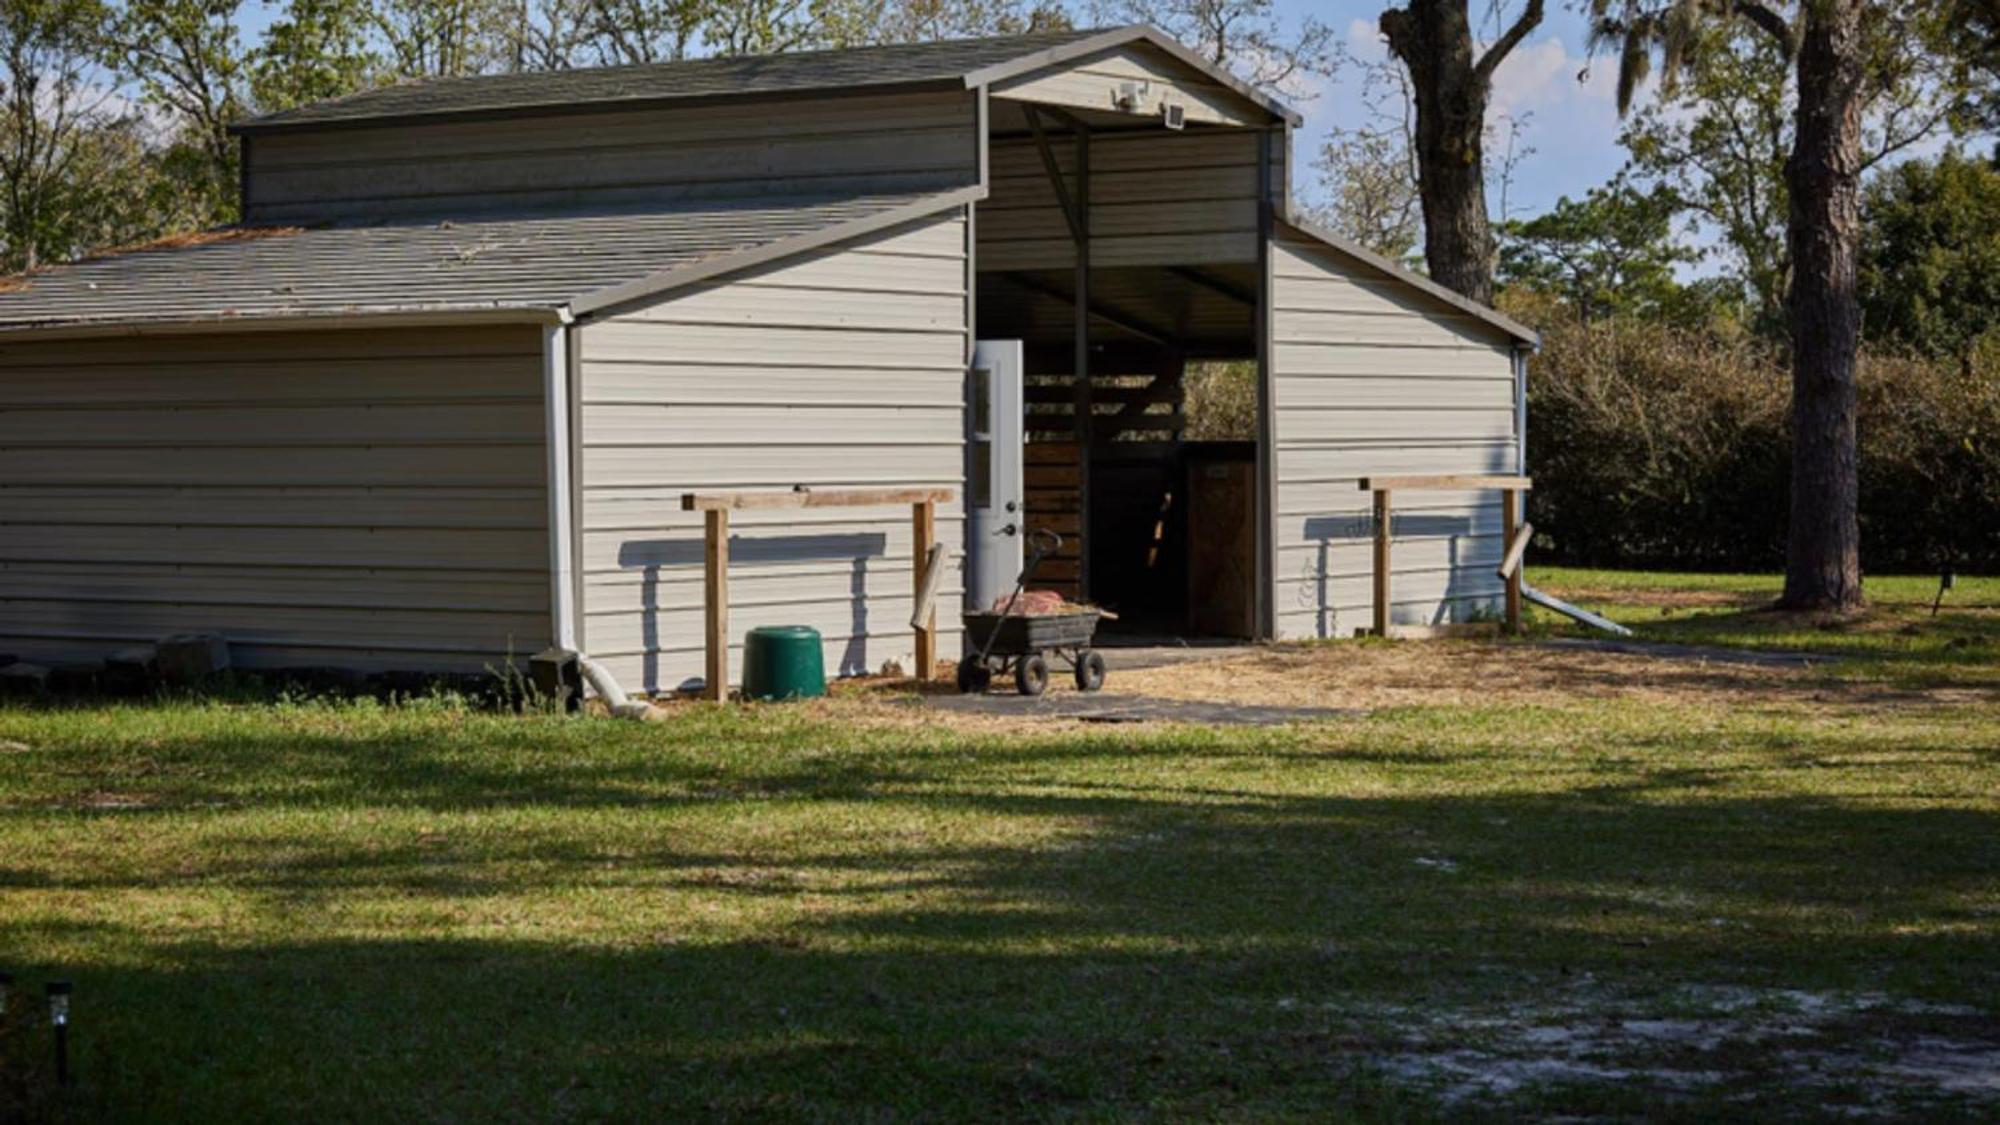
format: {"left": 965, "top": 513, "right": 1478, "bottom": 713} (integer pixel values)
{"left": 975, "top": 528, "right": 1068, "bottom": 665}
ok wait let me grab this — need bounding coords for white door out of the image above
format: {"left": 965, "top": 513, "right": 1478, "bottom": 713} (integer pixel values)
{"left": 966, "top": 340, "right": 1025, "bottom": 612}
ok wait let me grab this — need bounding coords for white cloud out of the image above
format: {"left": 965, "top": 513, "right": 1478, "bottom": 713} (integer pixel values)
{"left": 1293, "top": 17, "right": 1647, "bottom": 220}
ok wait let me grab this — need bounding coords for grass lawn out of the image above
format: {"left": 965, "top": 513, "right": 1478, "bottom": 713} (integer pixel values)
{"left": 1, "top": 570, "right": 1996, "bottom": 1121}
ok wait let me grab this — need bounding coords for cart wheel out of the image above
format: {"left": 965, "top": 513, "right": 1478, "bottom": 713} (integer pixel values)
{"left": 956, "top": 660, "right": 992, "bottom": 695}
{"left": 1015, "top": 654, "right": 1050, "bottom": 697}
{"left": 1073, "top": 649, "right": 1106, "bottom": 692}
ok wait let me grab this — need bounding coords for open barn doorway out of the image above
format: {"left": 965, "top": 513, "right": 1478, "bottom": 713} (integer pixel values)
{"left": 972, "top": 95, "right": 1272, "bottom": 641}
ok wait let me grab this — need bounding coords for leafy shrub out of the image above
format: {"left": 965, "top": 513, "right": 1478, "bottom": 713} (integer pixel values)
{"left": 1518, "top": 306, "right": 2000, "bottom": 573}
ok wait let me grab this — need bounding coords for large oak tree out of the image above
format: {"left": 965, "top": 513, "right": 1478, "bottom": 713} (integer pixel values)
{"left": 1376, "top": 0, "right": 1546, "bottom": 304}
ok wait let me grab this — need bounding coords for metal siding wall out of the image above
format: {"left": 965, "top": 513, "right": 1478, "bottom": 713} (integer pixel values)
{"left": 1268, "top": 237, "right": 1520, "bottom": 639}
{"left": 576, "top": 212, "right": 970, "bottom": 693}
{"left": 245, "top": 91, "right": 980, "bottom": 224}
{"left": 0, "top": 326, "right": 552, "bottom": 671}
{"left": 979, "top": 130, "right": 1261, "bottom": 270}
{"left": 990, "top": 44, "right": 1263, "bottom": 127}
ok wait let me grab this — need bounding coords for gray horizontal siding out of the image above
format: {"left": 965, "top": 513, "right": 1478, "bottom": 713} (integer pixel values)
{"left": 245, "top": 91, "right": 979, "bottom": 224}
{"left": 1268, "top": 236, "right": 1522, "bottom": 640}
{"left": 576, "top": 211, "right": 969, "bottom": 693}
{"left": 0, "top": 326, "right": 552, "bottom": 672}
{"left": 980, "top": 130, "right": 1268, "bottom": 270}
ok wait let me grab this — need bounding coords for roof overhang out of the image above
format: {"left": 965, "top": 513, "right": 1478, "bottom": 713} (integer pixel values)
{"left": 0, "top": 188, "right": 984, "bottom": 339}
{"left": 0, "top": 305, "right": 567, "bottom": 343}
{"left": 570, "top": 185, "right": 985, "bottom": 318}
{"left": 962, "top": 25, "right": 1300, "bottom": 127}
{"left": 230, "top": 77, "right": 969, "bottom": 138}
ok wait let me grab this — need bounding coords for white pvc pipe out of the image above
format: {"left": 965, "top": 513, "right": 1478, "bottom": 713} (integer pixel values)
{"left": 1521, "top": 582, "right": 1634, "bottom": 637}
{"left": 910, "top": 543, "right": 950, "bottom": 630}
{"left": 577, "top": 653, "right": 654, "bottom": 719}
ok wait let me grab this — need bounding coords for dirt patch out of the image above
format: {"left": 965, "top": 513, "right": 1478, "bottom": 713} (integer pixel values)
{"left": 1356, "top": 983, "right": 2000, "bottom": 1114}
{"left": 1555, "top": 586, "right": 1768, "bottom": 611}
{"left": 1106, "top": 640, "right": 1867, "bottom": 711}
{"left": 648, "top": 636, "right": 1991, "bottom": 731}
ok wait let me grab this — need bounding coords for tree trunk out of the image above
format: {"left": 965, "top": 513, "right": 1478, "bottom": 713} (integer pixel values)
{"left": 1381, "top": 0, "right": 1494, "bottom": 303}
{"left": 1780, "top": 0, "right": 1866, "bottom": 612}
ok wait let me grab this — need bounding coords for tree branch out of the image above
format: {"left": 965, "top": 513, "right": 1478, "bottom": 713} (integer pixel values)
{"left": 1732, "top": 2, "right": 1792, "bottom": 48}
{"left": 1473, "top": 0, "right": 1546, "bottom": 84}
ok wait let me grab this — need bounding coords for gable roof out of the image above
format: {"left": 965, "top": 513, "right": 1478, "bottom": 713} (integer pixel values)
{"left": 0, "top": 189, "right": 980, "bottom": 334}
{"left": 1277, "top": 213, "right": 1539, "bottom": 348}
{"left": 234, "top": 26, "right": 1295, "bottom": 134}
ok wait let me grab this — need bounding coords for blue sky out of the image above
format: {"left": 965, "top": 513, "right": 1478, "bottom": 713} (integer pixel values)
{"left": 1276, "top": 0, "right": 1631, "bottom": 218}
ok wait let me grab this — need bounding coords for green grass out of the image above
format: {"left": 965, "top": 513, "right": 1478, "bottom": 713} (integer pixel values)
{"left": 1531, "top": 567, "right": 2000, "bottom": 687}
{"left": 1, "top": 572, "right": 1996, "bottom": 1121}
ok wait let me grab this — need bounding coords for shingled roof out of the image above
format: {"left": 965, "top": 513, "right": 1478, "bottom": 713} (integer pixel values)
{"left": 233, "top": 26, "right": 1297, "bottom": 133}
{"left": 0, "top": 189, "right": 980, "bottom": 332}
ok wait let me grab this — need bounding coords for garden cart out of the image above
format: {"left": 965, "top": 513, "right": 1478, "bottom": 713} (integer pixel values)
{"left": 957, "top": 529, "right": 1107, "bottom": 697}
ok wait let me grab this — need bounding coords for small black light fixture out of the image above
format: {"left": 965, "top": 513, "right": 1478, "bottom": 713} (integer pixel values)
{"left": 46, "top": 980, "right": 71, "bottom": 1085}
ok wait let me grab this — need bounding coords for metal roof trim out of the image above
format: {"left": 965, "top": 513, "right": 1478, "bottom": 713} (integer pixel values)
{"left": 568, "top": 184, "right": 986, "bottom": 318}
{"left": 962, "top": 25, "right": 1301, "bottom": 126}
{"left": 1274, "top": 212, "right": 1540, "bottom": 348}
{"left": 0, "top": 306, "right": 566, "bottom": 341}
{"left": 230, "top": 78, "right": 968, "bottom": 137}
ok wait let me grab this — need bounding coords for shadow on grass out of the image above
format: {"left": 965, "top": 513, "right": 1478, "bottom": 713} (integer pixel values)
{"left": 1546, "top": 601, "right": 1998, "bottom": 675}
{"left": 2, "top": 716, "right": 1998, "bottom": 1120}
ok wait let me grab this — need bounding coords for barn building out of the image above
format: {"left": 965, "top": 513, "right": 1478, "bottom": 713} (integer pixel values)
{"left": 0, "top": 26, "right": 1537, "bottom": 694}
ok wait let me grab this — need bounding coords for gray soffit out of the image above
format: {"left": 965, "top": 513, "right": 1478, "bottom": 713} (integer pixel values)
{"left": 0, "top": 190, "right": 977, "bottom": 334}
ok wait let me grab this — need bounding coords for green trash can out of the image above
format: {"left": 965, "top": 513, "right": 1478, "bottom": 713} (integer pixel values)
{"left": 741, "top": 625, "right": 827, "bottom": 701}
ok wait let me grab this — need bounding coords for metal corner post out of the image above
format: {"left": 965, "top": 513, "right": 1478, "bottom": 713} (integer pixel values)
{"left": 542, "top": 322, "right": 578, "bottom": 652}
{"left": 1255, "top": 127, "right": 1278, "bottom": 641}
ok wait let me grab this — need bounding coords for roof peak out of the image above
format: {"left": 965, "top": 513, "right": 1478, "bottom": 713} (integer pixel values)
{"left": 237, "top": 26, "right": 1130, "bottom": 134}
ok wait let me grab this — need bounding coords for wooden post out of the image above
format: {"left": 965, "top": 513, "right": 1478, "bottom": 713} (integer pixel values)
{"left": 912, "top": 499, "right": 936, "bottom": 680}
{"left": 1372, "top": 488, "right": 1392, "bottom": 638}
{"left": 703, "top": 508, "right": 729, "bottom": 702}
{"left": 1501, "top": 490, "right": 1522, "bottom": 634}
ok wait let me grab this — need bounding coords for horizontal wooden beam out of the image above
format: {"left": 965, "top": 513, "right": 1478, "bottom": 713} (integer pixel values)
{"left": 682, "top": 487, "right": 954, "bottom": 511}
{"left": 1026, "top": 381, "right": 1181, "bottom": 406}
{"left": 1357, "top": 474, "right": 1532, "bottom": 492}
{"left": 1094, "top": 412, "right": 1185, "bottom": 435}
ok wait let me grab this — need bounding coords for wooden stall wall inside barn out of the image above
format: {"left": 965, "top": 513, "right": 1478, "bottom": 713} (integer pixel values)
{"left": 0, "top": 326, "right": 552, "bottom": 671}
{"left": 1269, "top": 225, "right": 1523, "bottom": 638}
{"left": 574, "top": 212, "right": 970, "bottom": 694}
{"left": 976, "top": 77, "right": 1281, "bottom": 634}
